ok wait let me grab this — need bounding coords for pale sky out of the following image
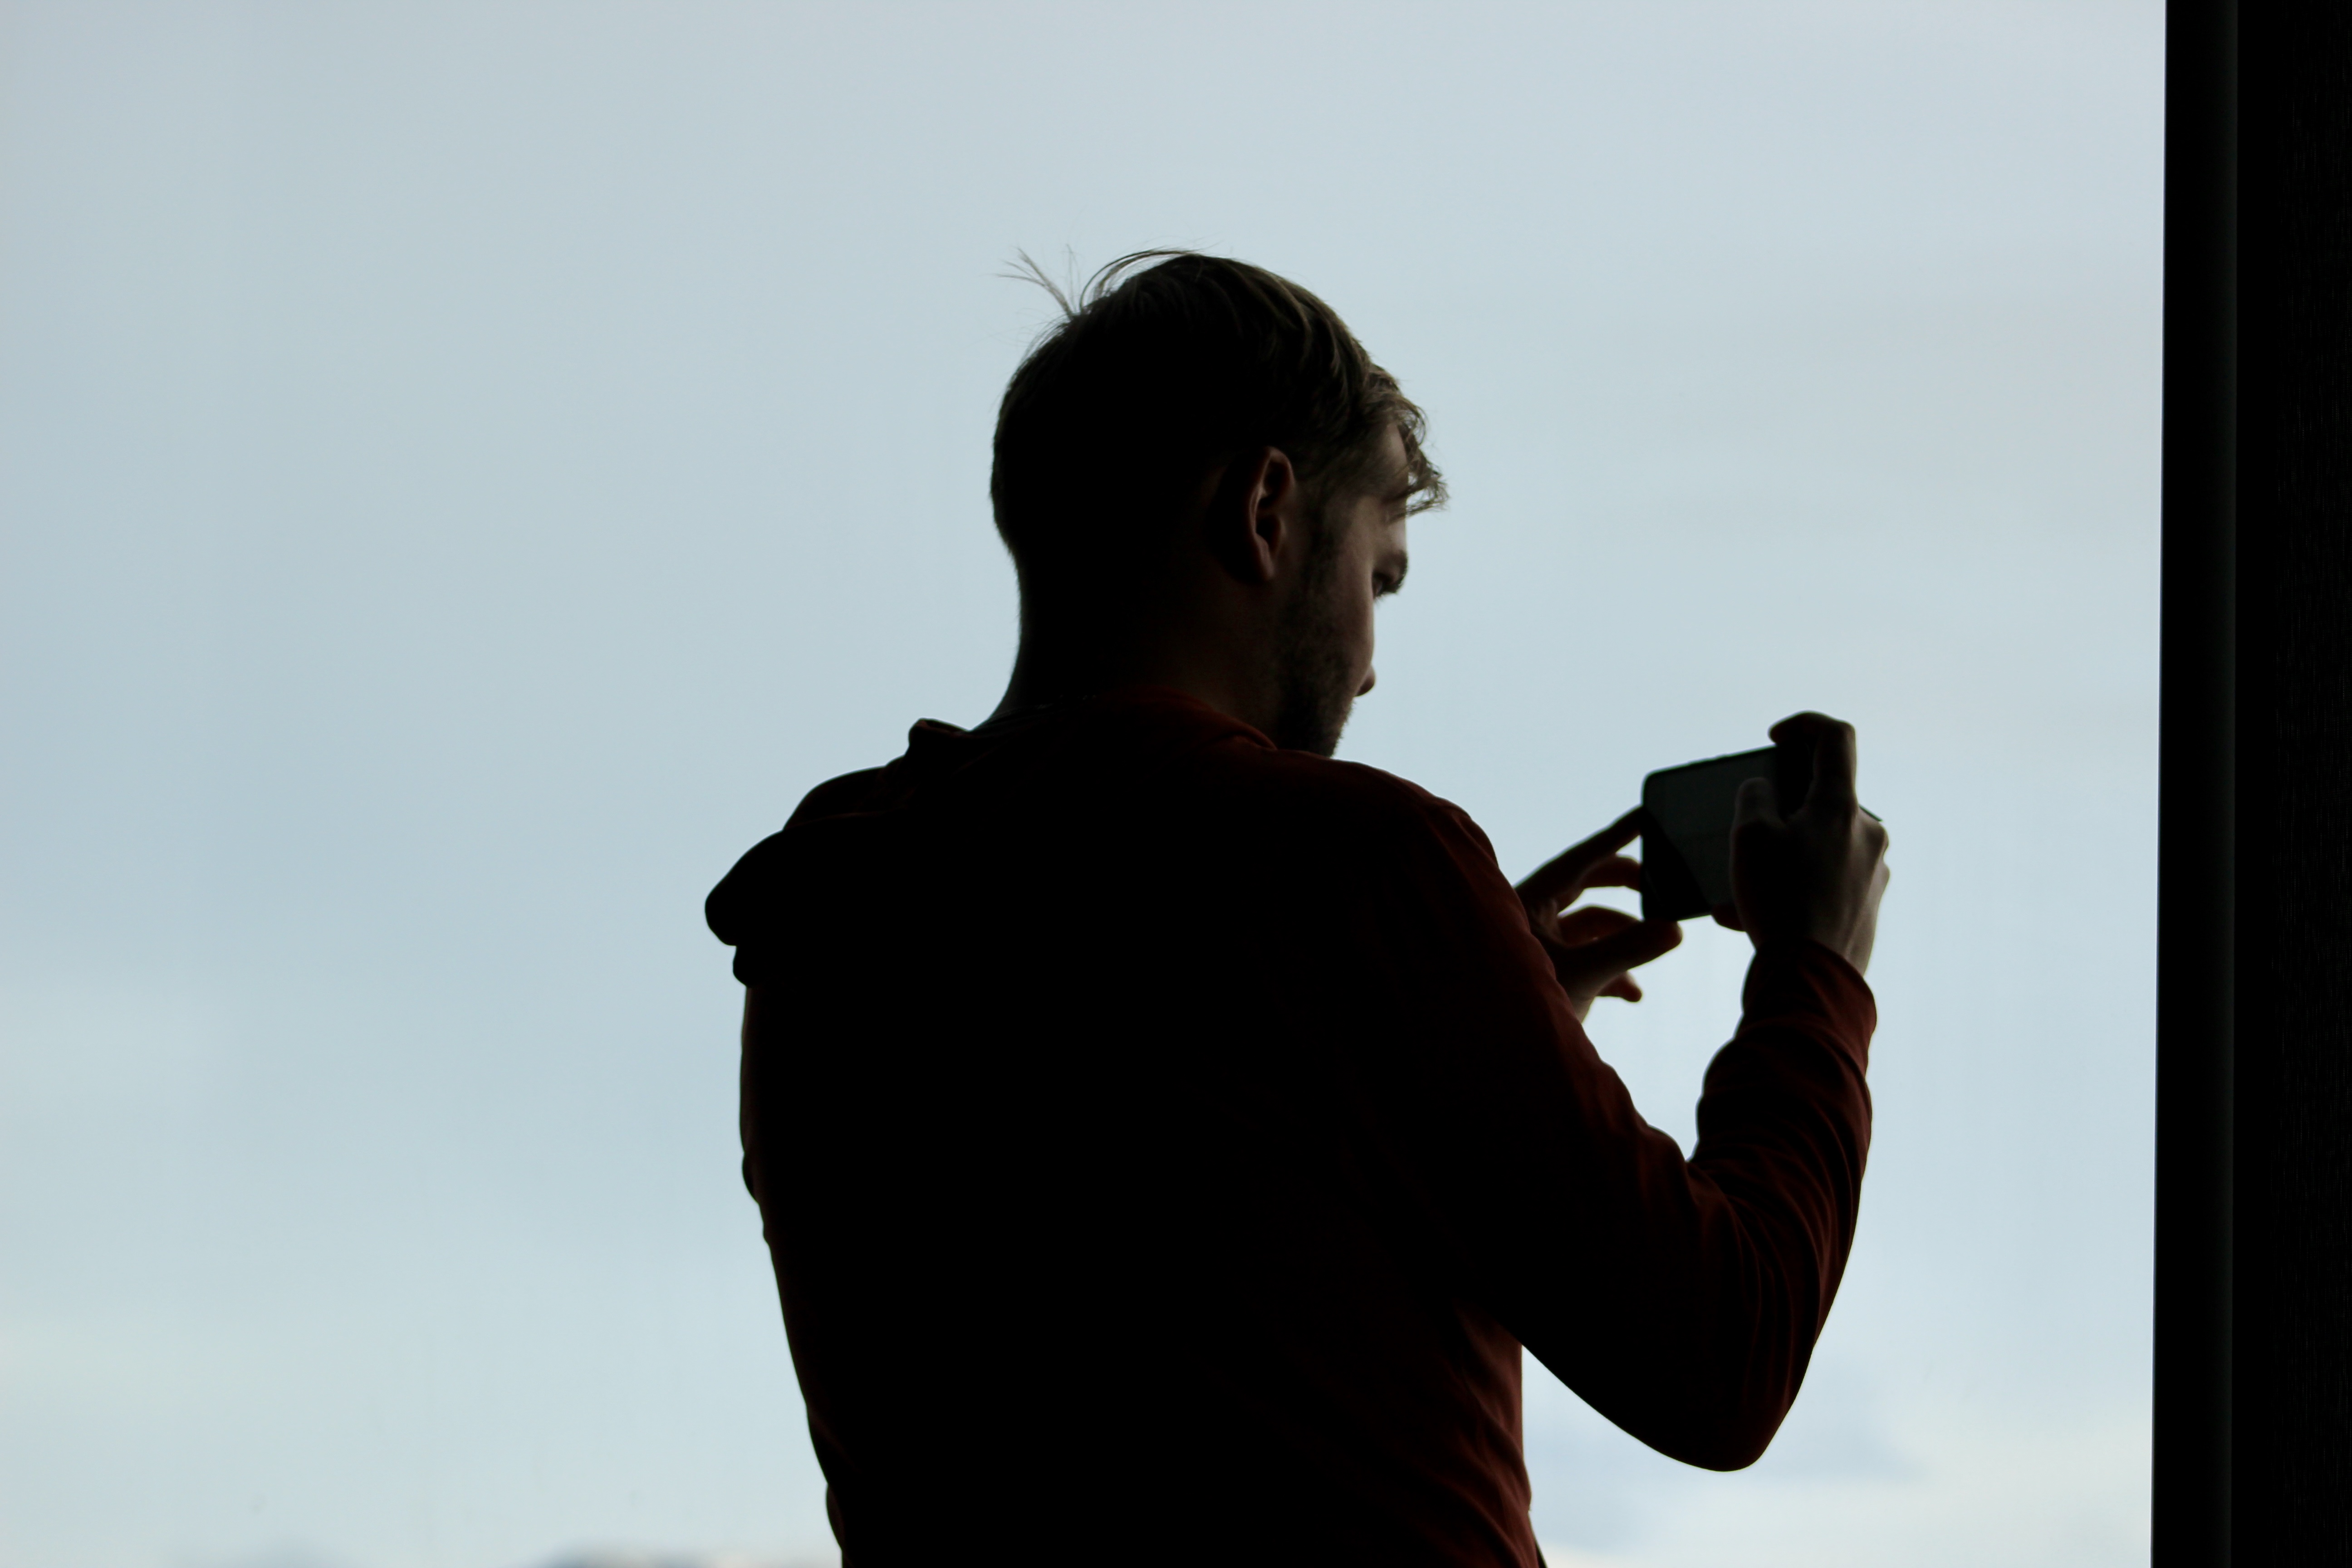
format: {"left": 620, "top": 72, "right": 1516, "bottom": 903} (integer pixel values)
{"left": 0, "top": 5, "right": 2163, "bottom": 1566}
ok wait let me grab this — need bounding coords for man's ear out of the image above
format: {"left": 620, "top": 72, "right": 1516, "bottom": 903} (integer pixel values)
{"left": 1203, "top": 446, "right": 1299, "bottom": 586}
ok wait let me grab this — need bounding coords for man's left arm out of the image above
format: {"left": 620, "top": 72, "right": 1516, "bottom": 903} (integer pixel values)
{"left": 1329, "top": 786, "right": 1874, "bottom": 1470}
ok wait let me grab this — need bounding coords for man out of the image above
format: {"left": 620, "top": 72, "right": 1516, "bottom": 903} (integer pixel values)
{"left": 707, "top": 252, "right": 1889, "bottom": 1566}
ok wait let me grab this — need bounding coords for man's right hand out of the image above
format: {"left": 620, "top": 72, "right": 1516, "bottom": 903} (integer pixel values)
{"left": 1718, "top": 712, "right": 1890, "bottom": 974}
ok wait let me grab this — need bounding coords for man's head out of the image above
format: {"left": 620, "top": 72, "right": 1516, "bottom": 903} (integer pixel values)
{"left": 990, "top": 253, "right": 1443, "bottom": 754}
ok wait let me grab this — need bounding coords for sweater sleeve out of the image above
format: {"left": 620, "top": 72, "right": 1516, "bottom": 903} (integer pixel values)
{"left": 1332, "top": 784, "right": 1874, "bottom": 1470}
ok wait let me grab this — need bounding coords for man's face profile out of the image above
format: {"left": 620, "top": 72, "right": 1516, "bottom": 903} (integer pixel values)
{"left": 1270, "top": 425, "right": 1412, "bottom": 757}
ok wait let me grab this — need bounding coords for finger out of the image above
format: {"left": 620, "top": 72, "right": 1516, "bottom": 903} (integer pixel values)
{"left": 1733, "top": 775, "right": 1780, "bottom": 830}
{"left": 1519, "top": 809, "right": 1645, "bottom": 903}
{"left": 1555, "top": 905, "right": 1639, "bottom": 945}
{"left": 1601, "top": 975, "right": 1644, "bottom": 1003}
{"left": 1516, "top": 807, "right": 1646, "bottom": 908}
{"left": 1554, "top": 918, "right": 1683, "bottom": 990}
{"left": 1767, "top": 711, "right": 1858, "bottom": 811}
{"left": 1580, "top": 854, "right": 1642, "bottom": 892}
{"left": 1534, "top": 863, "right": 1641, "bottom": 928}
{"left": 1711, "top": 901, "right": 1746, "bottom": 931}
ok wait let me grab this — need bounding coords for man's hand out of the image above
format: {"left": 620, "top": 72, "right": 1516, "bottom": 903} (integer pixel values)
{"left": 1517, "top": 809, "right": 1684, "bottom": 1022}
{"left": 1716, "top": 712, "right": 1890, "bottom": 974}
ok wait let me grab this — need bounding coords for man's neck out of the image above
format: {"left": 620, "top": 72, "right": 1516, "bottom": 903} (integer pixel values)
{"left": 990, "top": 629, "right": 1269, "bottom": 734}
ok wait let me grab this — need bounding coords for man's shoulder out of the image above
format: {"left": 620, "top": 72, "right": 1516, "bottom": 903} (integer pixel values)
{"left": 1188, "top": 737, "right": 1498, "bottom": 865}
{"left": 784, "top": 764, "right": 891, "bottom": 827}
{"left": 707, "top": 696, "right": 1503, "bottom": 939}
{"left": 705, "top": 766, "right": 887, "bottom": 950}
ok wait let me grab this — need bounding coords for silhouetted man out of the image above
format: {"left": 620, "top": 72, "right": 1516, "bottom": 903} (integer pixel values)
{"left": 708, "top": 253, "right": 1889, "bottom": 1566}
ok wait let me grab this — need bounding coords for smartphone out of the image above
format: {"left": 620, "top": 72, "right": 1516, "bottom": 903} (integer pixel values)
{"left": 1639, "top": 740, "right": 1817, "bottom": 923}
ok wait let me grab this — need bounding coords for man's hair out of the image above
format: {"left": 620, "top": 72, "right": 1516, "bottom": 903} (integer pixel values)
{"left": 989, "top": 251, "right": 1445, "bottom": 597}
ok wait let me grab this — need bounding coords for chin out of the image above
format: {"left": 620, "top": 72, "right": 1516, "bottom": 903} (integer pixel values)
{"left": 1271, "top": 690, "right": 1354, "bottom": 758}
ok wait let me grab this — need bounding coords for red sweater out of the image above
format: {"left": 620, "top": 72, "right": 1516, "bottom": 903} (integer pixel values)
{"left": 707, "top": 688, "right": 1874, "bottom": 1567}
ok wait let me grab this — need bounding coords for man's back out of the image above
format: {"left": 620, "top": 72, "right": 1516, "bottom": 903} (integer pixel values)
{"left": 709, "top": 687, "right": 1875, "bottom": 1566}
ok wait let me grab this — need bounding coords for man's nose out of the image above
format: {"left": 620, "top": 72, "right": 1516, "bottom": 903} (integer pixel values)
{"left": 1357, "top": 666, "right": 1377, "bottom": 696}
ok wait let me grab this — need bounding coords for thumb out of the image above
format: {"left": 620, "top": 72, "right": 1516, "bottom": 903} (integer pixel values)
{"left": 1734, "top": 774, "right": 1781, "bottom": 831}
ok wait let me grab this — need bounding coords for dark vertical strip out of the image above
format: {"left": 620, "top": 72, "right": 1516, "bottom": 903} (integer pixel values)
{"left": 2154, "top": 3, "right": 2235, "bottom": 1564}
{"left": 2233, "top": 6, "right": 2352, "bottom": 1563}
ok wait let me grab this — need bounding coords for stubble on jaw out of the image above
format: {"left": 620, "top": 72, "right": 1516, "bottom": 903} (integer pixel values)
{"left": 1268, "top": 521, "right": 1357, "bottom": 757}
